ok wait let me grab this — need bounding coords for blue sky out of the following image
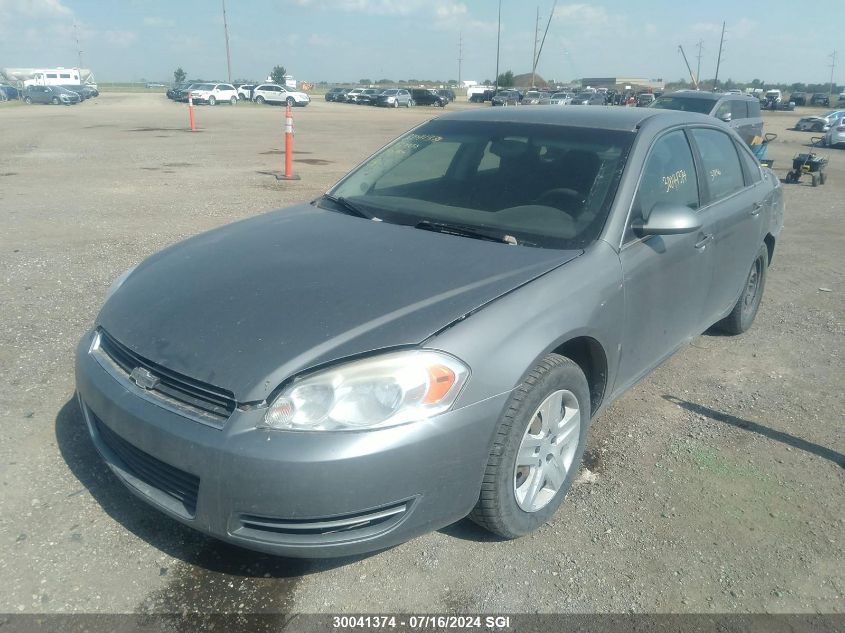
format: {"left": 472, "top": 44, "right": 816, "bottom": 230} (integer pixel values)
{"left": 0, "top": 0, "right": 839, "bottom": 85}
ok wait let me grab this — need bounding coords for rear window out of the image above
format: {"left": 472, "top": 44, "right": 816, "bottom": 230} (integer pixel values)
{"left": 650, "top": 96, "right": 716, "bottom": 115}
{"left": 690, "top": 128, "right": 745, "bottom": 201}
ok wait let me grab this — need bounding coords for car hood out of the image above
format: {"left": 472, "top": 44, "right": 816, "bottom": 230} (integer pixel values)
{"left": 97, "top": 204, "right": 581, "bottom": 402}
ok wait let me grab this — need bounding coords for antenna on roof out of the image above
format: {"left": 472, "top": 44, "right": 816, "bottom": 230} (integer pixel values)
{"left": 678, "top": 45, "right": 699, "bottom": 90}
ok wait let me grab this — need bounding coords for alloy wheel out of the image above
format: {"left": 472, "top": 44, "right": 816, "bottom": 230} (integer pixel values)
{"left": 513, "top": 389, "right": 581, "bottom": 512}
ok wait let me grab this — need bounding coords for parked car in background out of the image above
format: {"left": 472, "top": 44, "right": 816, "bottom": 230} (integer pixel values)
{"left": 0, "top": 84, "right": 20, "bottom": 100}
{"left": 636, "top": 93, "right": 655, "bottom": 107}
{"left": 344, "top": 88, "right": 366, "bottom": 103}
{"left": 376, "top": 89, "right": 412, "bottom": 108}
{"left": 437, "top": 89, "right": 456, "bottom": 103}
{"left": 571, "top": 93, "right": 606, "bottom": 106}
{"left": 824, "top": 115, "right": 845, "bottom": 147}
{"left": 237, "top": 84, "right": 256, "bottom": 100}
{"left": 61, "top": 84, "right": 97, "bottom": 100}
{"left": 540, "top": 92, "right": 572, "bottom": 105}
{"left": 650, "top": 91, "right": 763, "bottom": 146}
{"left": 167, "top": 83, "right": 187, "bottom": 100}
{"left": 469, "top": 89, "right": 494, "bottom": 103}
{"left": 252, "top": 84, "right": 310, "bottom": 107}
{"left": 356, "top": 88, "right": 383, "bottom": 105}
{"left": 491, "top": 90, "right": 521, "bottom": 106}
{"left": 189, "top": 83, "right": 239, "bottom": 105}
{"left": 795, "top": 110, "right": 845, "bottom": 132}
{"left": 410, "top": 88, "right": 448, "bottom": 107}
{"left": 810, "top": 93, "right": 830, "bottom": 107}
{"left": 325, "top": 87, "right": 349, "bottom": 102}
{"left": 172, "top": 83, "right": 200, "bottom": 102}
{"left": 522, "top": 90, "right": 543, "bottom": 105}
{"left": 789, "top": 92, "right": 807, "bottom": 106}
{"left": 77, "top": 107, "right": 783, "bottom": 558}
{"left": 145, "top": 82, "right": 166, "bottom": 88}
{"left": 23, "top": 85, "right": 80, "bottom": 105}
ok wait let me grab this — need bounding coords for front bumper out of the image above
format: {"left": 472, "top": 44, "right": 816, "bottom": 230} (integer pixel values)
{"left": 74, "top": 330, "right": 508, "bottom": 557}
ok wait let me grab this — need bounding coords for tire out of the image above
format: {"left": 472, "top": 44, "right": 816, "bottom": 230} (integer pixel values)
{"left": 286, "top": 97, "right": 295, "bottom": 107}
{"left": 409, "top": 99, "right": 415, "bottom": 107}
{"left": 405, "top": 99, "right": 411, "bottom": 108}
{"left": 812, "top": 123, "right": 823, "bottom": 132}
{"left": 469, "top": 354, "right": 591, "bottom": 538}
{"left": 716, "top": 244, "right": 768, "bottom": 335}
{"left": 819, "top": 171, "right": 827, "bottom": 185}
{"left": 811, "top": 174, "right": 819, "bottom": 187}
{"left": 51, "top": 97, "right": 59, "bottom": 105}
{"left": 393, "top": 99, "right": 399, "bottom": 108}
{"left": 208, "top": 96, "right": 216, "bottom": 106}
{"left": 230, "top": 96, "right": 237, "bottom": 105}
{"left": 24, "top": 96, "right": 32, "bottom": 104}
{"left": 785, "top": 171, "right": 794, "bottom": 183}
{"left": 255, "top": 96, "right": 265, "bottom": 104}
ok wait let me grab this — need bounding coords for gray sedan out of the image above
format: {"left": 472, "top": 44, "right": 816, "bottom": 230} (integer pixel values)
{"left": 76, "top": 107, "right": 784, "bottom": 557}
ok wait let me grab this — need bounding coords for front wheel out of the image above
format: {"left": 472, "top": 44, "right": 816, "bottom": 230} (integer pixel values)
{"left": 469, "top": 354, "right": 590, "bottom": 538}
{"left": 208, "top": 96, "right": 217, "bottom": 106}
{"left": 255, "top": 96, "right": 265, "bottom": 104}
{"left": 286, "top": 97, "right": 295, "bottom": 107}
{"left": 52, "top": 97, "right": 59, "bottom": 105}
{"left": 24, "top": 96, "right": 32, "bottom": 104}
{"left": 716, "top": 244, "right": 768, "bottom": 335}
{"left": 230, "top": 96, "right": 237, "bottom": 105}
{"left": 812, "top": 123, "right": 823, "bottom": 132}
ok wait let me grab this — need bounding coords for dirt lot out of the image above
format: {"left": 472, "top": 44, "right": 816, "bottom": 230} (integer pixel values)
{"left": 0, "top": 94, "right": 842, "bottom": 616}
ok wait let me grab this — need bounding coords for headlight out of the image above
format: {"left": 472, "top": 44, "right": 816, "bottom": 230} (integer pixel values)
{"left": 260, "top": 350, "right": 469, "bottom": 431}
{"left": 105, "top": 265, "right": 137, "bottom": 301}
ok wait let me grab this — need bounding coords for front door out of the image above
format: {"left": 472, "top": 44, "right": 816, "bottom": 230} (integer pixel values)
{"left": 616, "top": 129, "right": 716, "bottom": 389}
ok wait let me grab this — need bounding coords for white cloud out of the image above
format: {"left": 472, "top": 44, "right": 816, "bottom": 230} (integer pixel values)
{"left": 692, "top": 18, "right": 756, "bottom": 38}
{"left": 293, "top": 0, "right": 425, "bottom": 14}
{"left": 0, "top": 0, "right": 71, "bottom": 19}
{"left": 103, "top": 30, "right": 138, "bottom": 47}
{"left": 143, "top": 16, "right": 175, "bottom": 28}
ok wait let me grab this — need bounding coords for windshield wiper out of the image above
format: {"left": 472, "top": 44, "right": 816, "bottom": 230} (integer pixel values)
{"left": 319, "top": 194, "right": 371, "bottom": 219}
{"left": 415, "top": 220, "right": 521, "bottom": 245}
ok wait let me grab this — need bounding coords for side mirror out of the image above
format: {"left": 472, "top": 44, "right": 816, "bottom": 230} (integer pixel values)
{"left": 632, "top": 202, "right": 702, "bottom": 236}
{"left": 720, "top": 112, "right": 732, "bottom": 122}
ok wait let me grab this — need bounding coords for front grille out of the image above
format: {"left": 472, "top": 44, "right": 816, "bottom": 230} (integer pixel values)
{"left": 93, "top": 415, "right": 200, "bottom": 518}
{"left": 95, "top": 329, "right": 236, "bottom": 424}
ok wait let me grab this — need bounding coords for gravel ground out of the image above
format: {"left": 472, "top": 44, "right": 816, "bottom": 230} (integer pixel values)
{"left": 0, "top": 94, "right": 842, "bottom": 616}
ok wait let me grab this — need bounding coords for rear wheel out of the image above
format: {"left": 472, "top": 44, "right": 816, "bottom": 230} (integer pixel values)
{"left": 255, "top": 96, "right": 265, "bottom": 104}
{"left": 286, "top": 97, "right": 295, "bottom": 107}
{"left": 469, "top": 354, "right": 590, "bottom": 538}
{"left": 230, "top": 96, "right": 237, "bottom": 105}
{"left": 819, "top": 171, "right": 827, "bottom": 185}
{"left": 812, "top": 123, "right": 823, "bottom": 132}
{"left": 716, "top": 244, "right": 768, "bottom": 335}
{"left": 811, "top": 173, "right": 819, "bottom": 187}
{"left": 24, "top": 96, "right": 32, "bottom": 104}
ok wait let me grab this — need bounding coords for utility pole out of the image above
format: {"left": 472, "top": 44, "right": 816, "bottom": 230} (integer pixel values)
{"left": 532, "top": 6, "right": 540, "bottom": 88}
{"left": 695, "top": 39, "right": 704, "bottom": 86}
{"left": 458, "top": 32, "right": 463, "bottom": 87}
{"left": 679, "top": 45, "right": 698, "bottom": 90}
{"left": 495, "top": 0, "right": 502, "bottom": 90}
{"left": 829, "top": 50, "right": 837, "bottom": 102}
{"left": 73, "top": 23, "right": 84, "bottom": 70}
{"left": 533, "top": 0, "right": 557, "bottom": 87}
{"left": 713, "top": 21, "right": 725, "bottom": 91}
{"left": 222, "top": 0, "right": 232, "bottom": 83}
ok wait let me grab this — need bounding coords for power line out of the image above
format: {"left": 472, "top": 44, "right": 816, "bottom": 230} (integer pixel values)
{"left": 532, "top": 6, "right": 540, "bottom": 88}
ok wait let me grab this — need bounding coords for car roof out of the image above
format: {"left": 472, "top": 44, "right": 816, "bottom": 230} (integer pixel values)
{"left": 436, "top": 105, "right": 716, "bottom": 132}
{"left": 661, "top": 90, "right": 756, "bottom": 102}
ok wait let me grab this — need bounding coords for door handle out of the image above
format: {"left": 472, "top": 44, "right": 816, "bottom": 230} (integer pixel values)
{"left": 750, "top": 202, "right": 762, "bottom": 217}
{"left": 695, "top": 234, "right": 714, "bottom": 249}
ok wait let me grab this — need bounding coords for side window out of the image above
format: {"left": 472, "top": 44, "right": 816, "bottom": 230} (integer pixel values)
{"left": 628, "top": 130, "right": 699, "bottom": 241}
{"left": 730, "top": 100, "right": 748, "bottom": 119}
{"left": 714, "top": 101, "right": 731, "bottom": 119}
{"left": 690, "top": 128, "right": 746, "bottom": 200}
{"left": 747, "top": 100, "right": 761, "bottom": 117}
{"left": 735, "top": 140, "right": 762, "bottom": 184}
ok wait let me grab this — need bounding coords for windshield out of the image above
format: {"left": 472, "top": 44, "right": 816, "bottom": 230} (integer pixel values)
{"left": 326, "top": 120, "right": 634, "bottom": 249}
{"left": 649, "top": 96, "right": 714, "bottom": 114}
{"left": 551, "top": 93, "right": 568, "bottom": 99}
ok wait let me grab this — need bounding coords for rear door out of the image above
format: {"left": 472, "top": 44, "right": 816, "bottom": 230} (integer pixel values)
{"left": 688, "top": 127, "right": 766, "bottom": 323}
{"left": 617, "top": 129, "right": 717, "bottom": 388}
